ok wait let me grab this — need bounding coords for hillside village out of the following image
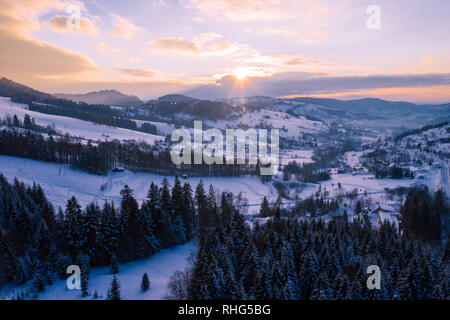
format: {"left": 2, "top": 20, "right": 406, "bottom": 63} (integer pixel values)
{"left": 0, "top": 79, "right": 448, "bottom": 300}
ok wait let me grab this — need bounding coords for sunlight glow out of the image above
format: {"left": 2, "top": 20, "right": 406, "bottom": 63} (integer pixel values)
{"left": 232, "top": 67, "right": 252, "bottom": 80}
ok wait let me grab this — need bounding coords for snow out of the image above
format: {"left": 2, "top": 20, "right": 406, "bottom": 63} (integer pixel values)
{"left": 134, "top": 119, "right": 177, "bottom": 136}
{"left": 1, "top": 242, "right": 196, "bottom": 300}
{"left": 320, "top": 173, "right": 415, "bottom": 198}
{"left": 397, "top": 123, "right": 450, "bottom": 154}
{"left": 344, "top": 151, "right": 364, "bottom": 167}
{"left": 205, "top": 108, "right": 326, "bottom": 139}
{"left": 0, "top": 97, "right": 164, "bottom": 145}
{"left": 280, "top": 149, "right": 314, "bottom": 165}
{"left": 378, "top": 212, "right": 399, "bottom": 227}
{"left": 0, "top": 154, "right": 425, "bottom": 218}
{"left": 0, "top": 155, "right": 274, "bottom": 212}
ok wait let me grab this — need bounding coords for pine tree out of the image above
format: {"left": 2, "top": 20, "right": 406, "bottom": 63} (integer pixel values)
{"left": 432, "top": 189, "right": 448, "bottom": 239}
{"left": 141, "top": 273, "right": 150, "bottom": 292}
{"left": 195, "top": 180, "right": 208, "bottom": 232}
{"left": 64, "top": 196, "right": 83, "bottom": 260}
{"left": 119, "top": 185, "right": 141, "bottom": 260}
{"left": 146, "top": 182, "right": 176, "bottom": 248}
{"left": 182, "top": 182, "right": 195, "bottom": 240}
{"left": 78, "top": 255, "right": 90, "bottom": 297}
{"left": 32, "top": 273, "right": 45, "bottom": 292}
{"left": 259, "top": 197, "right": 271, "bottom": 218}
{"left": 96, "top": 201, "right": 119, "bottom": 265}
{"left": 82, "top": 203, "right": 99, "bottom": 262}
{"left": 110, "top": 253, "right": 119, "bottom": 274}
{"left": 139, "top": 201, "right": 161, "bottom": 255}
{"left": 355, "top": 200, "right": 362, "bottom": 215}
{"left": 108, "top": 275, "right": 121, "bottom": 300}
{"left": 171, "top": 176, "right": 187, "bottom": 244}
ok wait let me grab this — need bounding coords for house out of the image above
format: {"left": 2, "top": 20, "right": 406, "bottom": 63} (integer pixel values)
{"left": 370, "top": 203, "right": 395, "bottom": 214}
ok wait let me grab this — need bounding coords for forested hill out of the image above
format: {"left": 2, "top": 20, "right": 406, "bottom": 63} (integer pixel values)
{"left": 54, "top": 90, "right": 143, "bottom": 107}
{"left": 0, "top": 175, "right": 198, "bottom": 292}
{"left": 0, "top": 78, "right": 157, "bottom": 134}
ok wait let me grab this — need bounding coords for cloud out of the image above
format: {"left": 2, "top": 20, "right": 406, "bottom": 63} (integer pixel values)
{"left": 188, "top": 0, "right": 289, "bottom": 21}
{"left": 90, "top": 41, "right": 121, "bottom": 55}
{"left": 421, "top": 57, "right": 442, "bottom": 66}
{"left": 184, "top": 72, "right": 450, "bottom": 99}
{"left": 284, "top": 57, "right": 305, "bottom": 65}
{"left": 44, "top": 15, "right": 99, "bottom": 36}
{"left": 291, "top": 86, "right": 450, "bottom": 104}
{"left": 110, "top": 14, "right": 141, "bottom": 39}
{"left": 233, "top": 54, "right": 345, "bottom": 76}
{"left": 0, "top": 32, "right": 97, "bottom": 78}
{"left": 0, "top": 0, "right": 98, "bottom": 83}
{"left": 116, "top": 68, "right": 156, "bottom": 78}
{"left": 153, "top": 37, "right": 199, "bottom": 52}
{"left": 151, "top": 33, "right": 248, "bottom": 56}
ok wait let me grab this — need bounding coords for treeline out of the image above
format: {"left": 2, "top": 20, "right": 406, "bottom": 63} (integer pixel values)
{"left": 169, "top": 198, "right": 449, "bottom": 300}
{"left": 401, "top": 187, "right": 449, "bottom": 242}
{"left": 375, "top": 165, "right": 414, "bottom": 179}
{"left": 0, "top": 78, "right": 157, "bottom": 135}
{"left": 395, "top": 121, "right": 449, "bottom": 141}
{"left": 0, "top": 175, "right": 199, "bottom": 290}
{"left": 149, "top": 100, "right": 239, "bottom": 121}
{"left": 28, "top": 103, "right": 157, "bottom": 135}
{"left": 2, "top": 114, "right": 59, "bottom": 136}
{"left": 282, "top": 142, "right": 352, "bottom": 184}
{"left": 283, "top": 161, "right": 331, "bottom": 183}
{"left": 0, "top": 129, "right": 258, "bottom": 176}
{"left": 291, "top": 194, "right": 340, "bottom": 217}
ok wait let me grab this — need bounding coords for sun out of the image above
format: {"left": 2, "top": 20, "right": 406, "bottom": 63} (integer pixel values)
{"left": 231, "top": 67, "right": 252, "bottom": 81}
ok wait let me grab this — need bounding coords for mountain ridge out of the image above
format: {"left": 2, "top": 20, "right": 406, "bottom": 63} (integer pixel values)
{"left": 54, "top": 89, "right": 143, "bottom": 107}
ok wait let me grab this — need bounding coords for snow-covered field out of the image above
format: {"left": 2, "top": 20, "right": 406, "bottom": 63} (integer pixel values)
{"left": 0, "top": 242, "right": 196, "bottom": 300}
{"left": 0, "top": 155, "right": 274, "bottom": 213}
{"left": 322, "top": 173, "right": 415, "bottom": 194}
{"left": 205, "top": 108, "right": 326, "bottom": 138}
{"left": 0, "top": 97, "right": 164, "bottom": 145}
{"left": 280, "top": 149, "right": 314, "bottom": 165}
{"left": 134, "top": 119, "right": 177, "bottom": 136}
{"left": 344, "top": 151, "right": 365, "bottom": 167}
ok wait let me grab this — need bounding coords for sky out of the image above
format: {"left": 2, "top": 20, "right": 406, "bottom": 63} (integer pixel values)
{"left": 0, "top": 0, "right": 449, "bottom": 103}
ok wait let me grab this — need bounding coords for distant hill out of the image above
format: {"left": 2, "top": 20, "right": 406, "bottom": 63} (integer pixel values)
{"left": 157, "top": 94, "right": 195, "bottom": 103}
{"left": 225, "top": 95, "right": 450, "bottom": 130}
{"left": 55, "top": 90, "right": 143, "bottom": 107}
{"left": 0, "top": 77, "right": 54, "bottom": 101}
{"left": 286, "top": 97, "right": 450, "bottom": 124}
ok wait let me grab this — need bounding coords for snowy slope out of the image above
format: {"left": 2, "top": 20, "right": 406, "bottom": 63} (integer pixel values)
{"left": 134, "top": 119, "right": 177, "bottom": 136}
{"left": 280, "top": 149, "right": 314, "bottom": 166}
{"left": 396, "top": 123, "right": 450, "bottom": 155}
{"left": 0, "top": 97, "right": 164, "bottom": 145}
{"left": 1, "top": 242, "right": 196, "bottom": 300}
{"left": 320, "top": 173, "right": 416, "bottom": 197}
{"left": 344, "top": 151, "right": 365, "bottom": 167}
{"left": 205, "top": 108, "right": 325, "bottom": 138}
{"left": 0, "top": 155, "right": 274, "bottom": 212}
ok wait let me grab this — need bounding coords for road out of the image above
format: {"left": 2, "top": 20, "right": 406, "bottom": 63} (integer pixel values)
{"left": 441, "top": 160, "right": 450, "bottom": 195}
